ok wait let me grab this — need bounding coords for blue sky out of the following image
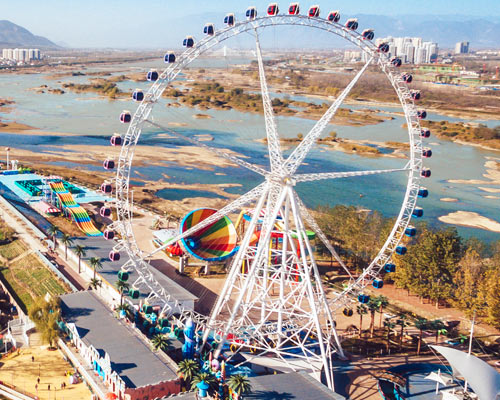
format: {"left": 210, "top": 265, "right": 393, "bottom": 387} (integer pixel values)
{"left": 1, "top": 0, "right": 498, "bottom": 47}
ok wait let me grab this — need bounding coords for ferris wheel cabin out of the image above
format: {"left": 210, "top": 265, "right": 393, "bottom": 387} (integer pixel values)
{"left": 267, "top": 3, "right": 279, "bottom": 16}
{"left": 110, "top": 135, "right": 122, "bottom": 146}
{"left": 395, "top": 246, "right": 407, "bottom": 256}
{"left": 405, "top": 225, "right": 417, "bottom": 237}
{"left": 417, "top": 110, "right": 427, "bottom": 119}
{"left": 224, "top": 13, "right": 235, "bottom": 26}
{"left": 384, "top": 263, "right": 396, "bottom": 273}
{"left": 101, "top": 183, "right": 112, "bottom": 194}
{"left": 100, "top": 206, "right": 112, "bottom": 218}
{"left": 422, "top": 148, "right": 432, "bottom": 158}
{"left": 345, "top": 18, "right": 358, "bottom": 30}
{"left": 109, "top": 251, "right": 121, "bottom": 262}
{"left": 420, "top": 168, "right": 431, "bottom": 178}
{"left": 246, "top": 6, "right": 257, "bottom": 19}
{"left": 164, "top": 52, "right": 176, "bottom": 63}
{"left": 343, "top": 308, "right": 353, "bottom": 317}
{"left": 308, "top": 5, "right": 320, "bottom": 17}
{"left": 421, "top": 129, "right": 431, "bottom": 138}
{"left": 372, "top": 279, "right": 384, "bottom": 289}
{"left": 104, "top": 229, "right": 115, "bottom": 240}
{"left": 119, "top": 111, "right": 131, "bottom": 123}
{"left": 358, "top": 294, "right": 370, "bottom": 304}
{"left": 412, "top": 207, "right": 424, "bottom": 217}
{"left": 378, "top": 42, "right": 390, "bottom": 53}
{"left": 183, "top": 36, "right": 194, "bottom": 48}
{"left": 391, "top": 57, "right": 402, "bottom": 67}
{"left": 411, "top": 90, "right": 421, "bottom": 100}
{"left": 204, "top": 23, "right": 215, "bottom": 35}
{"left": 147, "top": 70, "right": 159, "bottom": 82}
{"left": 103, "top": 159, "right": 115, "bottom": 170}
{"left": 402, "top": 73, "right": 413, "bottom": 83}
{"left": 361, "top": 29, "right": 374, "bottom": 40}
{"left": 132, "top": 89, "right": 144, "bottom": 102}
{"left": 418, "top": 188, "right": 429, "bottom": 198}
{"left": 288, "top": 3, "right": 300, "bottom": 15}
{"left": 327, "top": 11, "right": 340, "bottom": 23}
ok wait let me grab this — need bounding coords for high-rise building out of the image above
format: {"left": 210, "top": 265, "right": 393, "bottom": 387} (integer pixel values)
{"left": 1, "top": 48, "right": 41, "bottom": 62}
{"left": 455, "top": 41, "right": 469, "bottom": 54}
{"left": 405, "top": 45, "right": 415, "bottom": 64}
{"left": 415, "top": 47, "right": 427, "bottom": 64}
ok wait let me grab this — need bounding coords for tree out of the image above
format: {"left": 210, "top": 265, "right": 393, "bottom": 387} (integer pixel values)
{"left": 429, "top": 319, "right": 447, "bottom": 344}
{"left": 367, "top": 299, "right": 379, "bottom": 338}
{"left": 483, "top": 266, "right": 500, "bottom": 327}
{"left": 376, "top": 296, "right": 389, "bottom": 328}
{"left": 89, "top": 278, "right": 102, "bottom": 290}
{"left": 191, "top": 372, "right": 216, "bottom": 391}
{"left": 383, "top": 319, "right": 396, "bottom": 353}
{"left": 114, "top": 280, "right": 129, "bottom": 306}
{"left": 89, "top": 257, "right": 103, "bottom": 280}
{"left": 74, "top": 245, "right": 86, "bottom": 274}
{"left": 414, "top": 318, "right": 430, "bottom": 355}
{"left": 396, "top": 313, "right": 410, "bottom": 350}
{"left": 47, "top": 225, "right": 59, "bottom": 250}
{"left": 28, "top": 296, "right": 61, "bottom": 348}
{"left": 356, "top": 304, "right": 368, "bottom": 338}
{"left": 60, "top": 233, "right": 73, "bottom": 261}
{"left": 227, "top": 374, "right": 251, "bottom": 399}
{"left": 177, "top": 359, "right": 200, "bottom": 387}
{"left": 116, "top": 302, "right": 133, "bottom": 320}
{"left": 151, "top": 334, "right": 169, "bottom": 352}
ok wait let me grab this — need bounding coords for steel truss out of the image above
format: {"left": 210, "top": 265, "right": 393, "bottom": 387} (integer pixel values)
{"left": 111, "top": 13, "right": 424, "bottom": 391}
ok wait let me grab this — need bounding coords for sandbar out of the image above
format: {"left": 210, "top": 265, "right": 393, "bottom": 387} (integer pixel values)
{"left": 438, "top": 211, "right": 500, "bottom": 233}
{"left": 440, "top": 198, "right": 459, "bottom": 202}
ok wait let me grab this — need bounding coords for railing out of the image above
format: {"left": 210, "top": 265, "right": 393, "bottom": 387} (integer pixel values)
{"left": 0, "top": 382, "right": 36, "bottom": 400}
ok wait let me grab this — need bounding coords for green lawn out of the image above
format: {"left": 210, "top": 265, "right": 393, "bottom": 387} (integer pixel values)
{"left": 0, "top": 240, "right": 26, "bottom": 260}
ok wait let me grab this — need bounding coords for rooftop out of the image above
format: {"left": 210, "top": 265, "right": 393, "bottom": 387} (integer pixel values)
{"left": 60, "top": 291, "right": 178, "bottom": 388}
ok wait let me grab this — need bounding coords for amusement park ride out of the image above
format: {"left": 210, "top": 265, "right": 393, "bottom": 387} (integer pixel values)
{"left": 100, "top": 3, "right": 431, "bottom": 391}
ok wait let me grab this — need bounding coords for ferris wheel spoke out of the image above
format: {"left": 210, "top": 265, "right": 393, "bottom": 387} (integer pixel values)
{"left": 284, "top": 57, "right": 374, "bottom": 175}
{"left": 145, "top": 120, "right": 268, "bottom": 177}
{"left": 293, "top": 192, "right": 353, "bottom": 280}
{"left": 254, "top": 28, "right": 284, "bottom": 172}
{"left": 143, "top": 182, "right": 268, "bottom": 259}
{"left": 294, "top": 166, "right": 411, "bottom": 183}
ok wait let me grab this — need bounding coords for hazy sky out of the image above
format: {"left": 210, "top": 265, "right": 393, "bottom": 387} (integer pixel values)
{"left": 1, "top": 0, "right": 498, "bottom": 47}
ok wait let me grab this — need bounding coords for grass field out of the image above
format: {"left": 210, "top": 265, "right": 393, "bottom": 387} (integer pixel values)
{"left": 0, "top": 240, "right": 26, "bottom": 261}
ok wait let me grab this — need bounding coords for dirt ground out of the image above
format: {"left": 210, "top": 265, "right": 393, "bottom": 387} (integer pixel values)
{"left": 0, "top": 346, "right": 93, "bottom": 400}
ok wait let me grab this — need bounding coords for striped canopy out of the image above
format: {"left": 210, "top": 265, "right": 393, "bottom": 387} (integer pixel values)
{"left": 180, "top": 208, "right": 238, "bottom": 262}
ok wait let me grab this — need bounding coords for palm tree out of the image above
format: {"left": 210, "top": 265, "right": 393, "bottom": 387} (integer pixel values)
{"left": 383, "top": 319, "right": 396, "bottom": 353}
{"left": 116, "top": 302, "right": 133, "bottom": 320}
{"left": 227, "top": 374, "right": 251, "bottom": 399}
{"left": 177, "top": 359, "right": 200, "bottom": 387}
{"left": 414, "top": 318, "right": 430, "bottom": 355}
{"left": 430, "top": 319, "right": 447, "bottom": 344}
{"left": 376, "top": 295, "right": 389, "bottom": 328}
{"left": 356, "top": 304, "right": 368, "bottom": 338}
{"left": 191, "top": 372, "right": 217, "bottom": 392}
{"left": 89, "top": 278, "right": 102, "bottom": 290}
{"left": 396, "top": 313, "right": 410, "bottom": 350}
{"left": 60, "top": 233, "right": 73, "bottom": 260}
{"left": 47, "top": 225, "right": 59, "bottom": 250}
{"left": 89, "top": 257, "right": 103, "bottom": 279}
{"left": 367, "top": 299, "right": 379, "bottom": 338}
{"left": 28, "top": 296, "right": 61, "bottom": 349}
{"left": 74, "top": 245, "right": 86, "bottom": 273}
{"left": 114, "top": 280, "right": 129, "bottom": 306}
{"left": 151, "top": 334, "right": 169, "bottom": 352}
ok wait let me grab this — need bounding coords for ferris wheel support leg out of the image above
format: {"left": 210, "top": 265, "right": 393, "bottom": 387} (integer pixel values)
{"left": 276, "top": 195, "right": 291, "bottom": 347}
{"left": 213, "top": 186, "right": 289, "bottom": 359}
{"left": 201, "top": 183, "right": 270, "bottom": 348}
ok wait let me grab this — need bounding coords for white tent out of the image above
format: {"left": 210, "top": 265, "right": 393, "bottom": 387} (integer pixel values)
{"left": 424, "top": 369, "right": 454, "bottom": 394}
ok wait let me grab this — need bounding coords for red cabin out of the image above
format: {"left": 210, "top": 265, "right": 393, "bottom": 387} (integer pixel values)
{"left": 402, "top": 73, "right": 412, "bottom": 83}
{"left": 411, "top": 91, "right": 421, "bottom": 100}
{"left": 109, "top": 251, "right": 120, "bottom": 262}
{"left": 120, "top": 111, "right": 131, "bottom": 123}
{"left": 422, "top": 148, "right": 432, "bottom": 158}
{"left": 104, "top": 230, "right": 115, "bottom": 240}
{"left": 327, "top": 10, "right": 340, "bottom": 23}
{"left": 267, "top": 3, "right": 279, "bottom": 16}
{"left": 420, "top": 168, "right": 431, "bottom": 178}
{"left": 101, "top": 183, "right": 112, "bottom": 194}
{"left": 289, "top": 3, "right": 300, "bottom": 15}
{"left": 246, "top": 7, "right": 257, "bottom": 20}
{"left": 417, "top": 110, "right": 427, "bottom": 119}
{"left": 223, "top": 13, "right": 235, "bottom": 26}
{"left": 362, "top": 29, "right": 374, "bottom": 40}
{"left": 110, "top": 135, "right": 122, "bottom": 146}
{"left": 100, "top": 207, "right": 111, "bottom": 217}
{"left": 308, "top": 5, "right": 320, "bottom": 17}
{"left": 345, "top": 18, "right": 358, "bottom": 30}
{"left": 420, "top": 129, "right": 431, "bottom": 138}
{"left": 103, "top": 159, "right": 115, "bottom": 170}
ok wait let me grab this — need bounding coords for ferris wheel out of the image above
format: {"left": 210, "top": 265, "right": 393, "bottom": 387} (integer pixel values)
{"left": 103, "top": 3, "right": 431, "bottom": 391}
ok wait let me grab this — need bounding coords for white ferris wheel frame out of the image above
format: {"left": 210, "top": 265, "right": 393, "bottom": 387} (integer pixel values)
{"left": 111, "top": 13, "right": 423, "bottom": 341}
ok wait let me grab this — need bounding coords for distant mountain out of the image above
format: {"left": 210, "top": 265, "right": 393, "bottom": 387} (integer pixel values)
{"left": 0, "top": 20, "right": 59, "bottom": 49}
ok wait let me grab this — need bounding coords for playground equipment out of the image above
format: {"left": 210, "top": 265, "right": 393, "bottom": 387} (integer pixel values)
{"left": 49, "top": 181, "right": 102, "bottom": 236}
{"left": 104, "top": 4, "right": 432, "bottom": 391}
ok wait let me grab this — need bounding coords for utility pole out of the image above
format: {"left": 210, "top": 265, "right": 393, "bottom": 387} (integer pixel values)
{"left": 5, "top": 147, "right": 9, "bottom": 170}
{"left": 464, "top": 310, "right": 476, "bottom": 393}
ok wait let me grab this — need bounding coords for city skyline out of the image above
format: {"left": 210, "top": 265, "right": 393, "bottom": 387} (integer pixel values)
{"left": 0, "top": 0, "right": 499, "bottom": 48}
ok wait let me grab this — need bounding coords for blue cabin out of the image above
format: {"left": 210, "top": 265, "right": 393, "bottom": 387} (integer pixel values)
{"left": 412, "top": 207, "right": 424, "bottom": 217}
{"left": 109, "top": 251, "right": 120, "bottom": 262}
{"left": 110, "top": 135, "right": 122, "bottom": 146}
{"left": 417, "top": 110, "right": 427, "bottom": 119}
{"left": 343, "top": 308, "right": 353, "bottom": 317}
{"left": 267, "top": 3, "right": 279, "bottom": 16}
{"left": 402, "top": 73, "right": 412, "bottom": 83}
{"left": 358, "top": 294, "right": 370, "bottom": 304}
{"left": 308, "top": 5, "right": 320, "bottom": 17}
{"left": 103, "top": 159, "right": 115, "bottom": 170}
{"left": 120, "top": 111, "right": 131, "bottom": 123}
{"left": 422, "top": 148, "right": 432, "bottom": 158}
{"left": 362, "top": 29, "right": 374, "bottom": 40}
{"left": 132, "top": 90, "right": 144, "bottom": 102}
{"left": 164, "top": 52, "right": 176, "bottom": 63}
{"left": 100, "top": 206, "right": 111, "bottom": 217}
{"left": 421, "top": 169, "right": 431, "bottom": 178}
{"left": 391, "top": 57, "right": 402, "bottom": 67}
{"left": 405, "top": 226, "right": 417, "bottom": 237}
{"left": 224, "top": 13, "right": 235, "bottom": 26}
{"left": 289, "top": 3, "right": 300, "bottom": 15}
{"left": 378, "top": 42, "right": 390, "bottom": 53}
{"left": 129, "top": 289, "right": 140, "bottom": 299}
{"left": 327, "top": 11, "right": 340, "bottom": 22}
{"left": 345, "top": 18, "right": 358, "bottom": 30}
{"left": 411, "top": 91, "right": 421, "bottom": 100}
{"left": 395, "top": 246, "right": 407, "bottom": 256}
{"left": 246, "top": 7, "right": 257, "bottom": 19}
{"left": 417, "top": 188, "right": 429, "bottom": 198}
{"left": 183, "top": 36, "right": 194, "bottom": 48}
{"left": 118, "top": 270, "right": 129, "bottom": 282}
{"left": 147, "top": 70, "right": 159, "bottom": 82}
{"left": 384, "top": 263, "right": 396, "bottom": 273}
{"left": 203, "top": 24, "right": 215, "bottom": 35}
{"left": 104, "top": 230, "right": 115, "bottom": 240}
{"left": 373, "top": 279, "right": 384, "bottom": 289}
{"left": 420, "top": 129, "right": 431, "bottom": 138}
